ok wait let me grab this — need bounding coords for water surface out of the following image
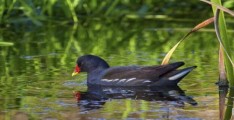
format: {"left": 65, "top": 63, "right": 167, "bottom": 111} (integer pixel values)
{"left": 0, "top": 20, "right": 233, "bottom": 119}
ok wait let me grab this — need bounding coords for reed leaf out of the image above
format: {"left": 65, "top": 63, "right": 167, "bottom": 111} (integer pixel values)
{"left": 18, "top": 0, "right": 43, "bottom": 26}
{"left": 212, "top": 4, "right": 234, "bottom": 86}
{"left": 214, "top": 9, "right": 234, "bottom": 67}
{"left": 105, "top": 0, "right": 119, "bottom": 16}
{"left": 215, "top": 10, "right": 234, "bottom": 71}
{"left": 3, "top": 0, "right": 17, "bottom": 21}
{"left": 190, "top": 17, "right": 214, "bottom": 33}
{"left": 215, "top": 9, "right": 227, "bottom": 86}
{"left": 161, "top": 39, "right": 182, "bottom": 65}
{"left": 0, "top": 42, "right": 14, "bottom": 46}
{"left": 65, "top": 0, "right": 79, "bottom": 23}
{"left": 161, "top": 17, "right": 214, "bottom": 65}
{"left": 43, "top": 0, "right": 57, "bottom": 16}
{"left": 201, "top": 0, "right": 234, "bottom": 16}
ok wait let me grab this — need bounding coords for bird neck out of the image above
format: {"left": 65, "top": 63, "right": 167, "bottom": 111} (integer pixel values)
{"left": 87, "top": 67, "right": 106, "bottom": 84}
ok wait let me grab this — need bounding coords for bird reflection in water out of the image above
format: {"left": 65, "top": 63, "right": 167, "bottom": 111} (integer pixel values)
{"left": 74, "top": 85, "right": 197, "bottom": 112}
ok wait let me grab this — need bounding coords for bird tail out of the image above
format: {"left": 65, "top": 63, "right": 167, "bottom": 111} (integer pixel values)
{"left": 151, "top": 66, "right": 197, "bottom": 86}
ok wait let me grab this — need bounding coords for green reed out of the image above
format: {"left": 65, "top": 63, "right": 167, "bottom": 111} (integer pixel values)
{"left": 2, "top": 0, "right": 233, "bottom": 26}
{"left": 209, "top": 0, "right": 234, "bottom": 119}
{"left": 0, "top": 0, "right": 80, "bottom": 25}
{"left": 211, "top": 0, "right": 234, "bottom": 86}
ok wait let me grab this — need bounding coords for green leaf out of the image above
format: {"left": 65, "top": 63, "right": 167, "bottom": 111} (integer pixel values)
{"left": 161, "top": 17, "right": 214, "bottom": 65}
{"left": 0, "top": 42, "right": 14, "bottom": 46}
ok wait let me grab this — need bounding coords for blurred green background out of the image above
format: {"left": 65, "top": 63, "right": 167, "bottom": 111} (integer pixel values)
{"left": 0, "top": 0, "right": 234, "bottom": 119}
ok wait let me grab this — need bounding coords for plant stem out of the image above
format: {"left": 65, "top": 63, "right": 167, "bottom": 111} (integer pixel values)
{"left": 211, "top": 0, "right": 234, "bottom": 86}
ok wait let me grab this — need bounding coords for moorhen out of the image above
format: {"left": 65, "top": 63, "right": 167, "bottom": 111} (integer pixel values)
{"left": 72, "top": 55, "right": 196, "bottom": 86}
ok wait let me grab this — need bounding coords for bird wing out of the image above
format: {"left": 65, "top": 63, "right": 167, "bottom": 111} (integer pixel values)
{"left": 99, "top": 62, "right": 185, "bottom": 86}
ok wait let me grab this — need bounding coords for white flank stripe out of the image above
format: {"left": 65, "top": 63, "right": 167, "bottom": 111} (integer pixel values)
{"left": 168, "top": 70, "right": 191, "bottom": 81}
{"left": 142, "top": 80, "right": 151, "bottom": 83}
{"left": 102, "top": 79, "right": 113, "bottom": 82}
{"left": 126, "top": 78, "right": 136, "bottom": 83}
{"left": 119, "top": 79, "right": 126, "bottom": 82}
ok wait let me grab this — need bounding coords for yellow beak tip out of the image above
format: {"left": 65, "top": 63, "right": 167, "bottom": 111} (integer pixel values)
{"left": 72, "top": 72, "right": 79, "bottom": 76}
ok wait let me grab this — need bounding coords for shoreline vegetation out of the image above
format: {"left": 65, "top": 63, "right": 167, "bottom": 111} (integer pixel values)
{"left": 0, "top": 0, "right": 233, "bottom": 47}
{"left": 0, "top": 0, "right": 233, "bottom": 26}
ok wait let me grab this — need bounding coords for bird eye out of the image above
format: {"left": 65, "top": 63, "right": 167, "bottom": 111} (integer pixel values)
{"left": 78, "top": 62, "right": 84, "bottom": 67}
{"left": 78, "top": 62, "right": 81, "bottom": 67}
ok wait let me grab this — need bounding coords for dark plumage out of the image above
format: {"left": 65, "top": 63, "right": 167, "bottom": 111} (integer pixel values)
{"left": 72, "top": 55, "right": 196, "bottom": 86}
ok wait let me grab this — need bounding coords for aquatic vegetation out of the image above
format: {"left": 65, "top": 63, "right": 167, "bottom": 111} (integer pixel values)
{"left": 0, "top": 0, "right": 234, "bottom": 119}
{"left": 162, "top": 0, "right": 234, "bottom": 87}
{"left": 1, "top": 0, "right": 231, "bottom": 26}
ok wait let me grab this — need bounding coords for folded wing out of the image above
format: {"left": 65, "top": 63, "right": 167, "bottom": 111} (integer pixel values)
{"left": 100, "top": 62, "right": 189, "bottom": 86}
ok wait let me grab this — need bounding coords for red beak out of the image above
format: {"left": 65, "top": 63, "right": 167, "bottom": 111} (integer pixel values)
{"left": 72, "top": 65, "right": 80, "bottom": 76}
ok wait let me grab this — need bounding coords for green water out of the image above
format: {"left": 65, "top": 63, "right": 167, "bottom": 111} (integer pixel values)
{"left": 0, "top": 20, "right": 233, "bottom": 119}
